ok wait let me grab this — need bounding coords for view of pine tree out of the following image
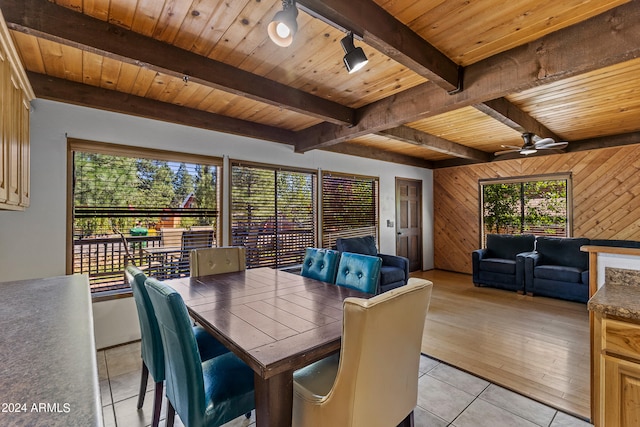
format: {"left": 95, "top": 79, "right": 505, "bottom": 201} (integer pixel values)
{"left": 277, "top": 171, "right": 314, "bottom": 226}
{"left": 173, "top": 163, "right": 194, "bottom": 205}
{"left": 74, "top": 152, "right": 218, "bottom": 237}
{"left": 192, "top": 165, "right": 218, "bottom": 226}
{"left": 137, "top": 160, "right": 176, "bottom": 207}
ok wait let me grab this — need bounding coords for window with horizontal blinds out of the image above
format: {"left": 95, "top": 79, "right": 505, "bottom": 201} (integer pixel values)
{"left": 231, "top": 163, "right": 316, "bottom": 269}
{"left": 71, "top": 142, "right": 221, "bottom": 293}
{"left": 322, "top": 173, "right": 379, "bottom": 249}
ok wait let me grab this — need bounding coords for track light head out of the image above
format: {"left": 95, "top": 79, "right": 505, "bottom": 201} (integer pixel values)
{"left": 340, "top": 32, "right": 368, "bottom": 74}
{"left": 268, "top": 0, "right": 298, "bottom": 47}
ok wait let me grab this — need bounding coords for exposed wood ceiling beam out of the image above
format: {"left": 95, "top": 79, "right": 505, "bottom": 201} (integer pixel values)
{"left": 28, "top": 72, "right": 297, "bottom": 144}
{"left": 473, "top": 98, "right": 561, "bottom": 141}
{"left": 565, "top": 131, "right": 640, "bottom": 153}
{"left": 320, "top": 143, "right": 434, "bottom": 169}
{"left": 297, "top": 0, "right": 460, "bottom": 92}
{"left": 378, "top": 127, "right": 492, "bottom": 162}
{"left": 430, "top": 131, "right": 640, "bottom": 168}
{"left": 2, "top": 0, "right": 355, "bottom": 126}
{"left": 295, "top": 1, "right": 640, "bottom": 153}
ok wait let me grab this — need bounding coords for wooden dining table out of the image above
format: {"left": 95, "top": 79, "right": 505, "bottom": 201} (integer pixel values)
{"left": 164, "top": 267, "right": 370, "bottom": 427}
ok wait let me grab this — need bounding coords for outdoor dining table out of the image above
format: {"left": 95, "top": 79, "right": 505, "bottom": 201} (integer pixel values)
{"left": 164, "top": 267, "right": 370, "bottom": 427}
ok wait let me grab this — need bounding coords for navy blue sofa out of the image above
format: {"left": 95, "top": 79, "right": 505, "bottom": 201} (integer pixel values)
{"left": 335, "top": 236, "right": 409, "bottom": 294}
{"left": 472, "top": 234, "right": 536, "bottom": 293}
{"left": 474, "top": 235, "right": 640, "bottom": 303}
{"left": 523, "top": 236, "right": 590, "bottom": 303}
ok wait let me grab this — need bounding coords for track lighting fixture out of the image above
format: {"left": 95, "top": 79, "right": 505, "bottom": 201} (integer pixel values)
{"left": 268, "top": 0, "right": 299, "bottom": 47}
{"left": 340, "top": 31, "right": 368, "bottom": 74}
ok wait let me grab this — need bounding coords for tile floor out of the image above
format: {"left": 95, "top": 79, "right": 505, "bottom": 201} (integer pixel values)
{"left": 98, "top": 341, "right": 593, "bottom": 427}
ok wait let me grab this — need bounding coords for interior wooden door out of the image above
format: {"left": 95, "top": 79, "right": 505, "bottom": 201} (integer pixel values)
{"left": 396, "top": 178, "right": 422, "bottom": 271}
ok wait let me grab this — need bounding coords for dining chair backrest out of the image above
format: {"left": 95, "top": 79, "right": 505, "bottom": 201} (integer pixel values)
{"left": 125, "top": 265, "right": 164, "bottom": 382}
{"left": 161, "top": 228, "right": 186, "bottom": 247}
{"left": 144, "top": 277, "right": 207, "bottom": 427}
{"left": 189, "top": 246, "right": 246, "bottom": 277}
{"left": 301, "top": 248, "right": 340, "bottom": 283}
{"left": 334, "top": 252, "right": 382, "bottom": 294}
{"left": 292, "top": 278, "right": 433, "bottom": 427}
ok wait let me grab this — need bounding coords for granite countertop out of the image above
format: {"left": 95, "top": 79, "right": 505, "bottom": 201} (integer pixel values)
{"left": 588, "top": 283, "right": 640, "bottom": 321}
{"left": 0, "top": 274, "right": 102, "bottom": 427}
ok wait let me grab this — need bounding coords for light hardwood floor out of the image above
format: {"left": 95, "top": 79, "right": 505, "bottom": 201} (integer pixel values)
{"left": 415, "top": 270, "right": 590, "bottom": 420}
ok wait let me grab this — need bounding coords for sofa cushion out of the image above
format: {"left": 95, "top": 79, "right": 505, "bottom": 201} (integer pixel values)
{"left": 379, "top": 265, "right": 405, "bottom": 285}
{"left": 335, "top": 236, "right": 377, "bottom": 256}
{"left": 534, "top": 265, "right": 583, "bottom": 283}
{"left": 479, "top": 258, "right": 516, "bottom": 275}
{"left": 536, "top": 237, "right": 590, "bottom": 270}
{"left": 486, "top": 234, "right": 535, "bottom": 260}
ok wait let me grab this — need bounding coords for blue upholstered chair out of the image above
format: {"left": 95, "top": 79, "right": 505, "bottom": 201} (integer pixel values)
{"left": 336, "top": 236, "right": 409, "bottom": 293}
{"left": 144, "top": 277, "right": 255, "bottom": 427}
{"left": 301, "top": 248, "right": 340, "bottom": 283}
{"left": 334, "top": 252, "right": 382, "bottom": 294}
{"left": 125, "top": 266, "right": 229, "bottom": 427}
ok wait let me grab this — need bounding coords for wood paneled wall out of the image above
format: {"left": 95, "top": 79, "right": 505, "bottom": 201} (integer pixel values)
{"left": 434, "top": 145, "right": 640, "bottom": 274}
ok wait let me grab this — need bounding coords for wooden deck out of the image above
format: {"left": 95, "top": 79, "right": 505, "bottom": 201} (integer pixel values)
{"left": 415, "top": 269, "right": 590, "bottom": 420}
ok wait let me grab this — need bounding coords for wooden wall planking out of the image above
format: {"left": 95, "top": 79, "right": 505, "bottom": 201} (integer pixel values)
{"left": 434, "top": 145, "right": 640, "bottom": 274}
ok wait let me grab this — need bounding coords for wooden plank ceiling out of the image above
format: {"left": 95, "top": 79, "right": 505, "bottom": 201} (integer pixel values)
{"left": 1, "top": 0, "right": 640, "bottom": 168}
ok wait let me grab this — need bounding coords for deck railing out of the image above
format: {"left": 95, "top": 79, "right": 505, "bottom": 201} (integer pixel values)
{"left": 73, "top": 234, "right": 162, "bottom": 293}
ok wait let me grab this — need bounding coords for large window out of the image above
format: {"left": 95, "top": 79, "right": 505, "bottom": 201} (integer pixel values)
{"left": 322, "top": 173, "right": 379, "bottom": 249}
{"left": 231, "top": 163, "right": 316, "bottom": 268}
{"left": 480, "top": 174, "right": 571, "bottom": 245}
{"left": 70, "top": 140, "right": 221, "bottom": 293}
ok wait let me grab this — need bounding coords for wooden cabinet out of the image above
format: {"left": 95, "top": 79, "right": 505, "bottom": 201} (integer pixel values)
{"left": 593, "top": 313, "right": 640, "bottom": 426}
{"left": 0, "top": 10, "right": 33, "bottom": 210}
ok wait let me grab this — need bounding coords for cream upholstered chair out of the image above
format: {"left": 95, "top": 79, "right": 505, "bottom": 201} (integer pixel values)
{"left": 189, "top": 246, "right": 246, "bottom": 277}
{"left": 292, "top": 277, "right": 433, "bottom": 427}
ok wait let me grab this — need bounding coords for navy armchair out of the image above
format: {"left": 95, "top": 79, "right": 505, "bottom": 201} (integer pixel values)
{"left": 472, "top": 234, "right": 536, "bottom": 293}
{"left": 336, "top": 235, "right": 409, "bottom": 294}
{"left": 523, "top": 236, "right": 590, "bottom": 303}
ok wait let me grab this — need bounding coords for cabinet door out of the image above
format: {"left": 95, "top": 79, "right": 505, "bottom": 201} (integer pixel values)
{"left": 604, "top": 355, "right": 640, "bottom": 426}
{"left": 6, "top": 76, "right": 21, "bottom": 205}
{"left": 19, "top": 96, "right": 30, "bottom": 207}
{"left": 0, "top": 49, "right": 7, "bottom": 204}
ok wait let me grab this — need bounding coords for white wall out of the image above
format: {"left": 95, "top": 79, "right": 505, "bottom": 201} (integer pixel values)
{"left": 0, "top": 99, "right": 434, "bottom": 348}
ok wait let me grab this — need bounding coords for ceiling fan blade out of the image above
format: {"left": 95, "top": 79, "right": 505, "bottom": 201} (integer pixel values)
{"left": 537, "top": 141, "right": 568, "bottom": 150}
{"left": 494, "top": 149, "right": 521, "bottom": 156}
{"left": 534, "top": 137, "right": 556, "bottom": 147}
{"left": 500, "top": 145, "right": 523, "bottom": 150}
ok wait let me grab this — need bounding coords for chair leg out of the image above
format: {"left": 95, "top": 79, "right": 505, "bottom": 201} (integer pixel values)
{"left": 137, "top": 361, "right": 149, "bottom": 409}
{"left": 166, "top": 400, "right": 176, "bottom": 427}
{"left": 151, "top": 381, "right": 163, "bottom": 427}
{"left": 397, "top": 411, "right": 414, "bottom": 427}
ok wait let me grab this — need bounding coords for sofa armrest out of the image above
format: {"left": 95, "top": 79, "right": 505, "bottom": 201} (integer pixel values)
{"left": 521, "top": 252, "right": 540, "bottom": 295}
{"left": 378, "top": 253, "right": 410, "bottom": 281}
{"left": 516, "top": 251, "right": 537, "bottom": 294}
{"left": 472, "top": 249, "right": 489, "bottom": 284}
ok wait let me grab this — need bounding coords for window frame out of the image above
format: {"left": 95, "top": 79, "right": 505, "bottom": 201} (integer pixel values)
{"left": 67, "top": 138, "right": 223, "bottom": 297}
{"left": 320, "top": 171, "right": 380, "bottom": 249}
{"left": 478, "top": 172, "right": 573, "bottom": 247}
{"left": 229, "top": 160, "right": 318, "bottom": 269}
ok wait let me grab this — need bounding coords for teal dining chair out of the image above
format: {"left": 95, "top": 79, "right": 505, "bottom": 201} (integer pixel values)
{"left": 144, "top": 277, "right": 255, "bottom": 427}
{"left": 334, "top": 252, "right": 382, "bottom": 294}
{"left": 125, "top": 266, "right": 229, "bottom": 427}
{"left": 301, "top": 248, "right": 340, "bottom": 283}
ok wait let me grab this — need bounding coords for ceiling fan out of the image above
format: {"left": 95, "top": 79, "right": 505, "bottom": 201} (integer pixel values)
{"left": 494, "top": 132, "right": 568, "bottom": 156}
